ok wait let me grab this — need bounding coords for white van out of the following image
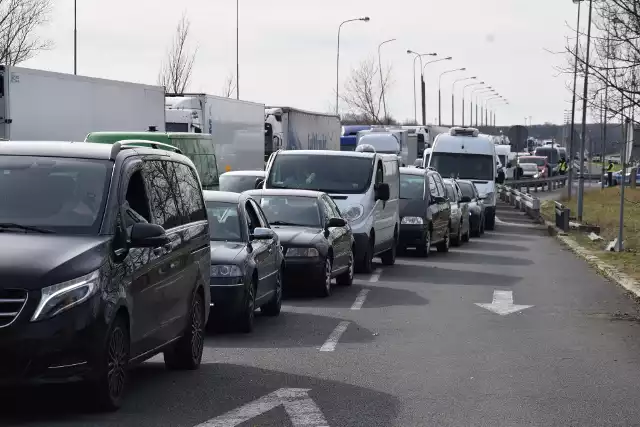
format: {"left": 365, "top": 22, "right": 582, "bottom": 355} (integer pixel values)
{"left": 427, "top": 127, "right": 502, "bottom": 230}
{"left": 357, "top": 128, "right": 409, "bottom": 166}
{"left": 264, "top": 149, "right": 400, "bottom": 273}
{"left": 494, "top": 144, "right": 513, "bottom": 179}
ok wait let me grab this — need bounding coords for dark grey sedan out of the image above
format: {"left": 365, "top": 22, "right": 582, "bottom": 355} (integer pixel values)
{"left": 456, "top": 180, "right": 485, "bottom": 237}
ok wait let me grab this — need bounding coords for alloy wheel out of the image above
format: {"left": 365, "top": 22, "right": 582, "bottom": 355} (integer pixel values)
{"left": 107, "top": 327, "right": 127, "bottom": 401}
{"left": 190, "top": 296, "right": 204, "bottom": 363}
{"left": 324, "top": 258, "right": 332, "bottom": 294}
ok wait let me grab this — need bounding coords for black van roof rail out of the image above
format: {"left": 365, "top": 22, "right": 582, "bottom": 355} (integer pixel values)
{"left": 110, "top": 140, "right": 183, "bottom": 160}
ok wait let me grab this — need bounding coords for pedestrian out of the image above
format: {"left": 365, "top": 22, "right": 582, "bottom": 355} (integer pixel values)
{"left": 607, "top": 161, "right": 615, "bottom": 186}
{"left": 559, "top": 158, "right": 568, "bottom": 176}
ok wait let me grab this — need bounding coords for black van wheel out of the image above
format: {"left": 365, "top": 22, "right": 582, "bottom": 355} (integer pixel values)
{"left": 164, "top": 292, "right": 205, "bottom": 369}
{"left": 93, "top": 316, "right": 130, "bottom": 411}
{"left": 417, "top": 228, "right": 431, "bottom": 258}
{"left": 262, "top": 268, "right": 282, "bottom": 316}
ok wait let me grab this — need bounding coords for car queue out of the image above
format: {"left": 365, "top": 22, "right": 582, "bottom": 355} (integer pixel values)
{"left": 0, "top": 127, "right": 498, "bottom": 411}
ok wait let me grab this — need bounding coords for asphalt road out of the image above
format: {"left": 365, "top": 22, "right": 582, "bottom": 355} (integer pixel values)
{"left": 5, "top": 203, "right": 640, "bottom": 426}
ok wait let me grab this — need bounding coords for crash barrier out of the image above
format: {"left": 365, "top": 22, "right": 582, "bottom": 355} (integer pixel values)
{"left": 504, "top": 175, "right": 569, "bottom": 193}
{"left": 555, "top": 202, "right": 570, "bottom": 232}
{"left": 497, "top": 184, "right": 541, "bottom": 220}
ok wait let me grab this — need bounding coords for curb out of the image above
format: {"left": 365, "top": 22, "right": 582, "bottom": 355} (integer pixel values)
{"left": 552, "top": 229, "right": 640, "bottom": 299}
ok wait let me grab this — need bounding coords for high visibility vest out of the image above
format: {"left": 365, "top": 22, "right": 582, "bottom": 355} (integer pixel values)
{"left": 607, "top": 164, "right": 614, "bottom": 172}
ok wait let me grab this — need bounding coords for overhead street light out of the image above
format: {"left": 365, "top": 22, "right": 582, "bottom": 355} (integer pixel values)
{"left": 407, "top": 50, "right": 437, "bottom": 124}
{"left": 462, "top": 82, "right": 484, "bottom": 127}
{"left": 335, "top": 16, "right": 370, "bottom": 115}
{"left": 484, "top": 95, "right": 502, "bottom": 127}
{"left": 378, "top": 38, "right": 396, "bottom": 122}
{"left": 438, "top": 68, "right": 465, "bottom": 126}
{"left": 452, "top": 76, "right": 476, "bottom": 127}
{"left": 422, "top": 56, "right": 452, "bottom": 124}
{"left": 471, "top": 87, "right": 493, "bottom": 126}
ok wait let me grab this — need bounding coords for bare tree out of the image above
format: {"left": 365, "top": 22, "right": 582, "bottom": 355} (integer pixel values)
{"left": 0, "top": 0, "right": 52, "bottom": 65}
{"left": 220, "top": 73, "right": 237, "bottom": 98}
{"left": 158, "top": 14, "right": 197, "bottom": 94}
{"left": 340, "top": 57, "right": 394, "bottom": 124}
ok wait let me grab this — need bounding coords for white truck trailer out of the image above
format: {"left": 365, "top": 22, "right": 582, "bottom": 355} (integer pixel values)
{"left": 264, "top": 107, "right": 341, "bottom": 160}
{"left": 0, "top": 65, "right": 165, "bottom": 141}
{"left": 165, "top": 93, "right": 265, "bottom": 172}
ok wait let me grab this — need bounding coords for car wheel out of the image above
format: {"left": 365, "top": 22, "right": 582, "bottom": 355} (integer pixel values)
{"left": 436, "top": 227, "right": 450, "bottom": 253}
{"left": 261, "top": 267, "right": 282, "bottom": 316}
{"left": 336, "top": 250, "right": 354, "bottom": 286}
{"left": 356, "top": 238, "right": 374, "bottom": 274}
{"left": 485, "top": 213, "right": 495, "bottom": 231}
{"left": 164, "top": 291, "right": 205, "bottom": 368}
{"left": 380, "top": 232, "right": 397, "bottom": 266}
{"left": 452, "top": 223, "right": 462, "bottom": 247}
{"left": 318, "top": 257, "right": 333, "bottom": 297}
{"left": 417, "top": 228, "right": 431, "bottom": 258}
{"left": 92, "top": 316, "right": 130, "bottom": 411}
{"left": 463, "top": 225, "right": 470, "bottom": 242}
{"left": 480, "top": 218, "right": 485, "bottom": 235}
{"left": 237, "top": 280, "right": 256, "bottom": 333}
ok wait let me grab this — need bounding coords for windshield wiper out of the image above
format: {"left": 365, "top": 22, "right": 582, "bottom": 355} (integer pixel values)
{"left": 0, "top": 223, "right": 55, "bottom": 234}
{"left": 270, "top": 221, "right": 300, "bottom": 226}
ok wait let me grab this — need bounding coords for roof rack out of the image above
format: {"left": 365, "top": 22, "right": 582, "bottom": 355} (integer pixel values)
{"left": 110, "top": 140, "right": 183, "bottom": 160}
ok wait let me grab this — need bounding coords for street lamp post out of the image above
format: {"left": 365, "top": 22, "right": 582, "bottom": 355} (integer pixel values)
{"left": 577, "top": 0, "right": 593, "bottom": 222}
{"left": 407, "top": 51, "right": 437, "bottom": 125}
{"left": 438, "top": 68, "right": 465, "bottom": 126}
{"left": 74, "top": 0, "right": 77, "bottom": 75}
{"left": 336, "top": 16, "right": 370, "bottom": 115}
{"left": 378, "top": 38, "right": 396, "bottom": 122}
{"left": 452, "top": 76, "right": 476, "bottom": 127}
{"left": 472, "top": 88, "right": 493, "bottom": 127}
{"left": 422, "top": 56, "right": 452, "bottom": 125}
{"left": 462, "top": 82, "right": 484, "bottom": 127}
{"left": 567, "top": 0, "right": 583, "bottom": 201}
{"left": 236, "top": 0, "right": 239, "bottom": 98}
{"left": 483, "top": 95, "right": 501, "bottom": 127}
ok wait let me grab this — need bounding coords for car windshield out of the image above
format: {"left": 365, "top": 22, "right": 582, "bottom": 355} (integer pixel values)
{"left": 458, "top": 182, "right": 475, "bottom": 199}
{"left": 205, "top": 201, "right": 243, "bottom": 242}
{"left": 400, "top": 174, "right": 424, "bottom": 199}
{"left": 255, "top": 195, "right": 321, "bottom": 227}
{"left": 519, "top": 157, "right": 546, "bottom": 167}
{"left": 0, "top": 156, "right": 110, "bottom": 234}
{"left": 219, "top": 174, "right": 262, "bottom": 193}
{"left": 267, "top": 154, "right": 374, "bottom": 194}
{"left": 430, "top": 153, "right": 494, "bottom": 181}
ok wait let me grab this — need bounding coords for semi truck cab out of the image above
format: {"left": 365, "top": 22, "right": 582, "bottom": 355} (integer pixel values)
{"left": 165, "top": 96, "right": 206, "bottom": 133}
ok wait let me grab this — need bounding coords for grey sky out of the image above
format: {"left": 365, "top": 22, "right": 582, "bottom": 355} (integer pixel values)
{"left": 25, "top": 0, "right": 580, "bottom": 125}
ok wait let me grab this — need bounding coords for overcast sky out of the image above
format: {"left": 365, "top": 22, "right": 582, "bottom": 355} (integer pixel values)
{"left": 25, "top": 0, "right": 582, "bottom": 126}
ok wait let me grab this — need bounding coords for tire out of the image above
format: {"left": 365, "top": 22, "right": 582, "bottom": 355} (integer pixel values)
{"left": 318, "top": 257, "right": 332, "bottom": 297}
{"left": 380, "top": 232, "right": 397, "bottom": 266}
{"left": 164, "top": 291, "right": 205, "bottom": 369}
{"left": 236, "top": 280, "right": 256, "bottom": 333}
{"left": 355, "top": 237, "right": 374, "bottom": 274}
{"left": 436, "top": 227, "right": 450, "bottom": 253}
{"left": 416, "top": 228, "right": 431, "bottom": 258}
{"left": 485, "top": 213, "right": 495, "bottom": 231}
{"left": 480, "top": 218, "right": 485, "bottom": 235}
{"left": 261, "top": 267, "right": 282, "bottom": 316}
{"left": 92, "top": 316, "right": 130, "bottom": 411}
{"left": 451, "top": 223, "right": 462, "bottom": 247}
{"left": 471, "top": 218, "right": 480, "bottom": 237}
{"left": 463, "top": 225, "right": 470, "bottom": 243}
{"left": 336, "top": 250, "right": 354, "bottom": 286}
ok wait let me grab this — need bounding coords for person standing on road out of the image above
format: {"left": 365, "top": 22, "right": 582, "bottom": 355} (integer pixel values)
{"left": 607, "top": 161, "right": 615, "bottom": 186}
{"left": 558, "top": 158, "right": 568, "bottom": 176}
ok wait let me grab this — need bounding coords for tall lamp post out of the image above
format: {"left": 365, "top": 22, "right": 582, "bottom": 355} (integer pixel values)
{"left": 483, "top": 95, "right": 501, "bottom": 127}
{"left": 438, "top": 68, "right": 465, "bottom": 126}
{"left": 472, "top": 88, "right": 494, "bottom": 126}
{"left": 335, "top": 16, "right": 370, "bottom": 115}
{"left": 74, "top": 0, "right": 77, "bottom": 74}
{"left": 407, "top": 51, "right": 437, "bottom": 125}
{"left": 423, "top": 56, "right": 452, "bottom": 125}
{"left": 462, "top": 82, "right": 484, "bottom": 127}
{"left": 452, "top": 76, "right": 476, "bottom": 126}
{"left": 488, "top": 97, "right": 507, "bottom": 127}
{"left": 378, "top": 38, "right": 396, "bottom": 121}
{"left": 567, "top": 0, "right": 583, "bottom": 201}
{"left": 576, "top": 0, "right": 594, "bottom": 222}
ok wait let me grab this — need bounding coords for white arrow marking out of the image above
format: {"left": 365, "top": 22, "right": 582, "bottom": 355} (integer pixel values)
{"left": 475, "top": 290, "right": 533, "bottom": 315}
{"left": 194, "top": 388, "right": 329, "bottom": 427}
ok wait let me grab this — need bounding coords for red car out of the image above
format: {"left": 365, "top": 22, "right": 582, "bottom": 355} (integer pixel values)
{"left": 518, "top": 156, "right": 548, "bottom": 178}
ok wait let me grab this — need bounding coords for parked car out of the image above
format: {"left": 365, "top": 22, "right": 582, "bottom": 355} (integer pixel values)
{"left": 457, "top": 180, "right": 485, "bottom": 237}
{"left": 518, "top": 156, "right": 548, "bottom": 178}
{"left": 219, "top": 170, "right": 266, "bottom": 193}
{"left": 246, "top": 189, "right": 354, "bottom": 296}
{"left": 443, "top": 178, "right": 471, "bottom": 246}
{"left": 0, "top": 140, "right": 211, "bottom": 410}
{"left": 518, "top": 162, "right": 543, "bottom": 178}
{"left": 398, "top": 167, "right": 451, "bottom": 257}
{"left": 203, "top": 191, "right": 283, "bottom": 332}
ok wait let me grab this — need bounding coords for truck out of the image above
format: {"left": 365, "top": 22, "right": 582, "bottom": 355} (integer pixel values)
{"left": 165, "top": 93, "right": 265, "bottom": 172}
{"left": 264, "top": 107, "right": 341, "bottom": 160}
{"left": 0, "top": 65, "right": 166, "bottom": 141}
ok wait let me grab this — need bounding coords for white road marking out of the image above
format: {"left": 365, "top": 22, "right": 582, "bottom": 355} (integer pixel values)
{"left": 319, "top": 321, "right": 350, "bottom": 352}
{"left": 369, "top": 268, "right": 382, "bottom": 283}
{"left": 475, "top": 290, "right": 533, "bottom": 315}
{"left": 194, "top": 387, "right": 329, "bottom": 427}
{"left": 350, "top": 289, "right": 370, "bottom": 310}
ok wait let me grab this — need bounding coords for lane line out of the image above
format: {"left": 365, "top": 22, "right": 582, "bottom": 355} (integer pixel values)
{"left": 369, "top": 268, "right": 382, "bottom": 283}
{"left": 350, "top": 289, "right": 370, "bottom": 310}
{"left": 319, "top": 321, "right": 350, "bottom": 352}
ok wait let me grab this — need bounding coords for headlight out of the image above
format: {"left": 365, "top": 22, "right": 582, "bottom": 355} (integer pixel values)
{"left": 343, "top": 204, "right": 364, "bottom": 223}
{"left": 401, "top": 216, "right": 424, "bottom": 225}
{"left": 210, "top": 265, "right": 243, "bottom": 277}
{"left": 286, "top": 247, "right": 319, "bottom": 257}
{"left": 31, "top": 269, "right": 100, "bottom": 322}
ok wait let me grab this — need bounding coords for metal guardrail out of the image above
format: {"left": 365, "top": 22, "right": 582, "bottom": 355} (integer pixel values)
{"left": 504, "top": 175, "right": 569, "bottom": 193}
{"left": 497, "top": 184, "right": 541, "bottom": 220}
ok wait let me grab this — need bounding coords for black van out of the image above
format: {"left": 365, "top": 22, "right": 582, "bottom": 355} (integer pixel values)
{"left": 0, "top": 141, "right": 210, "bottom": 410}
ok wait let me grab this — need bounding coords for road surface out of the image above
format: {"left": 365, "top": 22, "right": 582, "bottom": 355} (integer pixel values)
{"left": 4, "top": 202, "right": 640, "bottom": 426}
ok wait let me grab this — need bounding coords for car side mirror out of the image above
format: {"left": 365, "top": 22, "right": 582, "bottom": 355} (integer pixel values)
{"left": 129, "top": 223, "right": 169, "bottom": 248}
{"left": 255, "top": 178, "right": 264, "bottom": 189}
{"left": 460, "top": 196, "right": 471, "bottom": 203}
{"left": 251, "top": 227, "right": 274, "bottom": 240}
{"left": 374, "top": 183, "right": 390, "bottom": 201}
{"left": 326, "top": 217, "right": 347, "bottom": 228}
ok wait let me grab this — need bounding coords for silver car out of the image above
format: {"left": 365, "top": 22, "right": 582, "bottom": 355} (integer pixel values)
{"left": 443, "top": 178, "right": 471, "bottom": 246}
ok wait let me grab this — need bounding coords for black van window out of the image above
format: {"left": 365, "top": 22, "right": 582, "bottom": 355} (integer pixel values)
{"left": 144, "top": 160, "right": 182, "bottom": 230}
{"left": 174, "top": 162, "right": 206, "bottom": 223}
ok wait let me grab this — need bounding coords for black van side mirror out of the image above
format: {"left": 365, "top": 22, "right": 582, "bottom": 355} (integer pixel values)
{"left": 129, "top": 223, "right": 169, "bottom": 248}
{"left": 374, "top": 183, "right": 390, "bottom": 201}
